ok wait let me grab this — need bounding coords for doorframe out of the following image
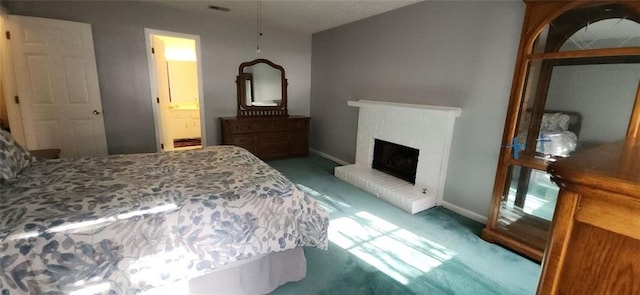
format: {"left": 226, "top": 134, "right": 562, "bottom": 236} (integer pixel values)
{"left": 144, "top": 28, "right": 206, "bottom": 152}
{"left": 0, "top": 11, "right": 27, "bottom": 145}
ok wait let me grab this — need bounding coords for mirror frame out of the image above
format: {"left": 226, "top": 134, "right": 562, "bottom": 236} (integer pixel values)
{"left": 236, "top": 58, "right": 288, "bottom": 117}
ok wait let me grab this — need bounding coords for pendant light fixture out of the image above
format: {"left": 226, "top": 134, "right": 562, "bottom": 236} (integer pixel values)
{"left": 256, "top": 0, "right": 263, "bottom": 53}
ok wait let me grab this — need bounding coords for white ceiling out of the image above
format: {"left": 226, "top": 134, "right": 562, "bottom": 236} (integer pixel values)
{"left": 153, "top": 0, "right": 423, "bottom": 34}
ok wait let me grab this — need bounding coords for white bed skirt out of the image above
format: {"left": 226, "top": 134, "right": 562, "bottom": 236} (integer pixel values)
{"left": 188, "top": 247, "right": 306, "bottom": 295}
{"left": 144, "top": 248, "right": 305, "bottom": 295}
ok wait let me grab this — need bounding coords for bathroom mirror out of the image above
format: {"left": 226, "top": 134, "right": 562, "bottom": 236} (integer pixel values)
{"left": 236, "top": 59, "right": 288, "bottom": 117}
{"left": 167, "top": 60, "right": 199, "bottom": 104}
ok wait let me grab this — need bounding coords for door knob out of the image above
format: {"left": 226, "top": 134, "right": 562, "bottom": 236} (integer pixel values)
{"left": 93, "top": 110, "right": 101, "bottom": 115}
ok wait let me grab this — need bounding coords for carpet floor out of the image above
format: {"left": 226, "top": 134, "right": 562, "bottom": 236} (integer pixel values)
{"left": 266, "top": 155, "right": 540, "bottom": 295}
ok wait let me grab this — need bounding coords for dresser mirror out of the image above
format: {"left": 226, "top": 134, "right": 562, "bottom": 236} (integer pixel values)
{"left": 482, "top": 0, "right": 640, "bottom": 261}
{"left": 236, "top": 59, "right": 288, "bottom": 117}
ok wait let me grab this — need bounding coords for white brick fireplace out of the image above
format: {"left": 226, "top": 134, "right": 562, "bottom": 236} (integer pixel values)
{"left": 335, "top": 100, "right": 461, "bottom": 214}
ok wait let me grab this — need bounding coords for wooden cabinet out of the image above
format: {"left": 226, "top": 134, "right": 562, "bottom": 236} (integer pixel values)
{"left": 220, "top": 116, "right": 310, "bottom": 160}
{"left": 538, "top": 138, "right": 640, "bottom": 294}
{"left": 170, "top": 109, "right": 201, "bottom": 140}
{"left": 481, "top": 0, "right": 640, "bottom": 261}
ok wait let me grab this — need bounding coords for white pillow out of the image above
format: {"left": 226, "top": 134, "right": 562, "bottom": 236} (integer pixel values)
{"left": 540, "top": 113, "right": 570, "bottom": 132}
{"left": 0, "top": 129, "right": 33, "bottom": 181}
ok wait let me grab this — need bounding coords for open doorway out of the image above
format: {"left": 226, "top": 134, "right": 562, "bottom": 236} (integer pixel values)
{"left": 145, "top": 29, "right": 205, "bottom": 152}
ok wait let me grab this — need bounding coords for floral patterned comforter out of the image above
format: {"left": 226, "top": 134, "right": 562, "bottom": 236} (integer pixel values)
{"left": 0, "top": 146, "right": 328, "bottom": 294}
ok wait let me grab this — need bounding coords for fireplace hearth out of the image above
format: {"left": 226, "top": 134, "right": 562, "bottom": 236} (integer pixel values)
{"left": 372, "top": 139, "right": 419, "bottom": 184}
{"left": 334, "top": 100, "right": 461, "bottom": 214}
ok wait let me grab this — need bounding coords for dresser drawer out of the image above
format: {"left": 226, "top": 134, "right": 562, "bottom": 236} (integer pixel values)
{"left": 289, "top": 131, "right": 308, "bottom": 142}
{"left": 258, "top": 132, "right": 289, "bottom": 144}
{"left": 289, "top": 131, "right": 309, "bottom": 156}
{"left": 225, "top": 121, "right": 254, "bottom": 133}
{"left": 231, "top": 134, "right": 255, "bottom": 152}
{"left": 290, "top": 119, "right": 309, "bottom": 130}
{"left": 219, "top": 116, "right": 310, "bottom": 160}
{"left": 253, "top": 121, "right": 289, "bottom": 132}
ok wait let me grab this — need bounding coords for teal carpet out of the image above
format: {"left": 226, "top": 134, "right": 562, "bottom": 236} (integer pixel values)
{"left": 267, "top": 155, "right": 540, "bottom": 295}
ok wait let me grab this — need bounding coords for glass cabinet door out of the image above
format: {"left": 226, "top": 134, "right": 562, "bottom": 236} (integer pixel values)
{"left": 496, "top": 60, "right": 640, "bottom": 256}
{"left": 497, "top": 165, "right": 558, "bottom": 250}
{"left": 482, "top": 1, "right": 640, "bottom": 261}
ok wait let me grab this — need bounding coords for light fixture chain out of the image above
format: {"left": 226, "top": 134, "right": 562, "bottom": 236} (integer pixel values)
{"left": 256, "top": 0, "right": 263, "bottom": 52}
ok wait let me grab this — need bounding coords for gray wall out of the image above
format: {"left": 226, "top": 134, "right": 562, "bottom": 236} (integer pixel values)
{"left": 4, "top": 1, "right": 311, "bottom": 154}
{"left": 546, "top": 64, "right": 640, "bottom": 142}
{"left": 310, "top": 1, "right": 525, "bottom": 217}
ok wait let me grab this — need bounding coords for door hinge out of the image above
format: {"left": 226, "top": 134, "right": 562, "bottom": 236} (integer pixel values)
{"left": 14, "top": 96, "right": 19, "bottom": 104}
{"left": 151, "top": 47, "right": 155, "bottom": 54}
{"left": 5, "top": 31, "right": 10, "bottom": 40}
{"left": 156, "top": 97, "right": 160, "bottom": 103}
{"left": 161, "top": 143, "right": 164, "bottom": 150}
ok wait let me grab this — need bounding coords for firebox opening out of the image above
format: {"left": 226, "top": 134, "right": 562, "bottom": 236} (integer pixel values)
{"left": 372, "top": 139, "right": 419, "bottom": 184}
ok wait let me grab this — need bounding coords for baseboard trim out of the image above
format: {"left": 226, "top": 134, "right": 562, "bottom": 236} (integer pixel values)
{"left": 441, "top": 201, "right": 487, "bottom": 224}
{"left": 309, "top": 149, "right": 351, "bottom": 166}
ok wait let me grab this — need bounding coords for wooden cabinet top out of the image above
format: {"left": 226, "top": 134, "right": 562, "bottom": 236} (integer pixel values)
{"left": 219, "top": 115, "right": 309, "bottom": 121}
{"left": 29, "top": 149, "right": 61, "bottom": 159}
{"left": 548, "top": 137, "right": 640, "bottom": 198}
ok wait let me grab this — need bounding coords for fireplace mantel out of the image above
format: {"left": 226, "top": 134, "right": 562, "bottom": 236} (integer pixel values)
{"left": 347, "top": 100, "right": 462, "bottom": 115}
{"left": 335, "top": 100, "right": 461, "bottom": 214}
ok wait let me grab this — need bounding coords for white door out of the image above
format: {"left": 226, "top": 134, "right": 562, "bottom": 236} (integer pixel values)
{"left": 8, "top": 15, "right": 107, "bottom": 158}
{"left": 151, "top": 36, "right": 174, "bottom": 151}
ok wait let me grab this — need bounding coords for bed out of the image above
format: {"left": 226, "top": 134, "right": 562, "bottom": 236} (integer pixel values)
{"left": 0, "top": 129, "right": 329, "bottom": 294}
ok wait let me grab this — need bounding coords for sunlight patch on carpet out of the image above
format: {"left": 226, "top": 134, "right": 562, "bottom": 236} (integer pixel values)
{"left": 329, "top": 213, "right": 455, "bottom": 285}
{"left": 297, "top": 183, "right": 456, "bottom": 285}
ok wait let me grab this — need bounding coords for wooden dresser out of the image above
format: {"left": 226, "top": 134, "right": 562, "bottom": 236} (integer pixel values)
{"left": 220, "top": 116, "right": 310, "bottom": 160}
{"left": 538, "top": 138, "right": 640, "bottom": 294}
